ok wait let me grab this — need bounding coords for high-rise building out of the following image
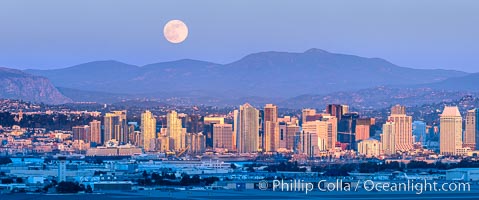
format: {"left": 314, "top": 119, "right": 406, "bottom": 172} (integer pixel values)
{"left": 301, "top": 120, "right": 332, "bottom": 154}
{"left": 263, "top": 104, "right": 279, "bottom": 152}
{"left": 440, "top": 106, "right": 464, "bottom": 155}
{"left": 89, "top": 120, "right": 101, "bottom": 145}
{"left": 412, "top": 121, "right": 427, "bottom": 144}
{"left": 204, "top": 117, "right": 225, "bottom": 125}
{"left": 128, "top": 123, "right": 137, "bottom": 145}
{"left": 186, "top": 114, "right": 202, "bottom": 134}
{"left": 465, "top": 109, "right": 479, "bottom": 150}
{"left": 233, "top": 110, "right": 239, "bottom": 151}
{"left": 203, "top": 117, "right": 224, "bottom": 148}
{"left": 301, "top": 117, "right": 337, "bottom": 153}
{"left": 381, "top": 121, "right": 396, "bottom": 155}
{"left": 141, "top": 110, "right": 157, "bottom": 152}
{"left": 72, "top": 125, "right": 90, "bottom": 142}
{"left": 186, "top": 133, "right": 206, "bottom": 154}
{"left": 236, "top": 103, "right": 260, "bottom": 153}
{"left": 475, "top": 110, "right": 479, "bottom": 151}
{"left": 278, "top": 122, "right": 300, "bottom": 151}
{"left": 357, "top": 139, "right": 382, "bottom": 157}
{"left": 279, "top": 123, "right": 287, "bottom": 150}
{"left": 299, "top": 128, "right": 318, "bottom": 157}
{"left": 355, "top": 118, "right": 371, "bottom": 141}
{"left": 112, "top": 110, "right": 128, "bottom": 144}
{"left": 167, "top": 110, "right": 186, "bottom": 151}
{"left": 302, "top": 109, "right": 316, "bottom": 124}
{"left": 104, "top": 113, "right": 119, "bottom": 143}
{"left": 286, "top": 124, "right": 300, "bottom": 151}
{"left": 391, "top": 105, "right": 406, "bottom": 115}
{"left": 129, "top": 131, "right": 142, "bottom": 147}
{"left": 320, "top": 116, "right": 337, "bottom": 151}
{"left": 213, "top": 123, "right": 233, "bottom": 150}
{"left": 157, "top": 136, "right": 171, "bottom": 152}
{"left": 341, "top": 105, "right": 349, "bottom": 116}
{"left": 338, "top": 112, "right": 359, "bottom": 149}
{"left": 387, "top": 105, "right": 413, "bottom": 152}
{"left": 103, "top": 111, "right": 128, "bottom": 144}
{"left": 326, "top": 104, "right": 347, "bottom": 121}
{"left": 264, "top": 104, "right": 278, "bottom": 122}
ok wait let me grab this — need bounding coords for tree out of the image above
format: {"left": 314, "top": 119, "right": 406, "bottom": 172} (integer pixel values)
{"left": 180, "top": 174, "right": 191, "bottom": 186}
{"left": 191, "top": 175, "right": 201, "bottom": 185}
{"left": 56, "top": 181, "right": 81, "bottom": 193}
{"left": 93, "top": 159, "right": 103, "bottom": 164}
{"left": 202, "top": 177, "right": 219, "bottom": 186}
{"left": 0, "top": 157, "right": 12, "bottom": 165}
{"left": 230, "top": 163, "right": 237, "bottom": 169}
{"left": 1, "top": 178, "right": 14, "bottom": 184}
{"left": 16, "top": 177, "right": 23, "bottom": 183}
{"left": 142, "top": 170, "right": 148, "bottom": 178}
{"left": 85, "top": 185, "right": 93, "bottom": 193}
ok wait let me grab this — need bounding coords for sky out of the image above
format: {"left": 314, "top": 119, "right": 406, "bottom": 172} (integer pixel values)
{"left": 0, "top": 0, "right": 478, "bottom": 72}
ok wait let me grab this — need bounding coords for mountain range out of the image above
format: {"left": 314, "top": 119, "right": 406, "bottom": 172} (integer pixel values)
{"left": 0, "top": 67, "right": 72, "bottom": 104}
{"left": 1, "top": 48, "right": 477, "bottom": 107}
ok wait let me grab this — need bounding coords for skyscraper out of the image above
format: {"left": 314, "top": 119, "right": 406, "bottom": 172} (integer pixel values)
{"left": 204, "top": 117, "right": 225, "bottom": 125}
{"left": 264, "top": 104, "right": 279, "bottom": 152}
{"left": 167, "top": 110, "right": 186, "bottom": 151}
{"left": 338, "top": 112, "right": 359, "bottom": 149}
{"left": 355, "top": 118, "right": 371, "bottom": 141}
{"left": 465, "top": 109, "right": 478, "bottom": 150}
{"left": 357, "top": 139, "right": 382, "bottom": 157}
{"left": 103, "top": 110, "right": 128, "bottom": 145}
{"left": 236, "top": 103, "right": 260, "bottom": 153}
{"left": 112, "top": 110, "right": 128, "bottom": 144}
{"left": 89, "top": 120, "right": 101, "bottom": 145}
{"left": 186, "top": 133, "right": 206, "bottom": 154}
{"left": 286, "top": 124, "right": 300, "bottom": 151}
{"left": 381, "top": 121, "right": 396, "bottom": 155}
{"left": 387, "top": 105, "right": 413, "bottom": 152}
{"left": 391, "top": 104, "right": 406, "bottom": 115}
{"left": 141, "top": 110, "right": 157, "bottom": 152}
{"left": 233, "top": 110, "right": 239, "bottom": 151}
{"left": 299, "top": 127, "right": 318, "bottom": 157}
{"left": 264, "top": 104, "right": 278, "bottom": 122}
{"left": 440, "top": 106, "right": 463, "bottom": 155}
{"left": 412, "top": 121, "right": 427, "bottom": 144}
{"left": 302, "top": 109, "right": 316, "bottom": 124}
{"left": 72, "top": 125, "right": 90, "bottom": 142}
{"left": 320, "top": 116, "right": 338, "bottom": 151}
{"left": 213, "top": 123, "right": 233, "bottom": 150}
{"left": 326, "top": 104, "right": 347, "bottom": 121}
{"left": 104, "top": 113, "right": 119, "bottom": 144}
{"left": 279, "top": 123, "right": 287, "bottom": 150}
{"left": 204, "top": 117, "right": 224, "bottom": 148}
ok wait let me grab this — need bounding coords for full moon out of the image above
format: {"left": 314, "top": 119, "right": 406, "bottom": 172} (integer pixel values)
{"left": 163, "top": 20, "right": 188, "bottom": 44}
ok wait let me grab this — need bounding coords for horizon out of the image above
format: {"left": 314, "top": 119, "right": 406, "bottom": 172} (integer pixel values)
{"left": 1, "top": 0, "right": 478, "bottom": 72}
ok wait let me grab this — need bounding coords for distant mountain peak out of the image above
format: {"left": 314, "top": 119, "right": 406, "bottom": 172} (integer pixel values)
{"left": 304, "top": 48, "right": 330, "bottom": 54}
{"left": 0, "top": 67, "right": 71, "bottom": 104}
{"left": 74, "top": 60, "right": 136, "bottom": 67}
{"left": 0, "top": 67, "right": 33, "bottom": 77}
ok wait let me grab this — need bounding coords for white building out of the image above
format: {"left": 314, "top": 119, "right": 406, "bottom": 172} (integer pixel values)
{"left": 357, "top": 139, "right": 382, "bottom": 157}
{"left": 440, "top": 106, "right": 466, "bottom": 156}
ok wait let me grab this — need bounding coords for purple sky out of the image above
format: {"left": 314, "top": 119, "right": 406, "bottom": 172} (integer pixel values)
{"left": 0, "top": 0, "right": 478, "bottom": 72}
